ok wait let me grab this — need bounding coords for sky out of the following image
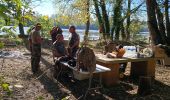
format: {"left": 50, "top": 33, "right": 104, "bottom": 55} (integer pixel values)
{"left": 31, "top": 0, "right": 55, "bottom": 16}
{"left": 31, "top": 0, "right": 147, "bottom": 21}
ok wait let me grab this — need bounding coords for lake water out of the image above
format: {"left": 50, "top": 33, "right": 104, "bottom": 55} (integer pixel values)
{"left": 0, "top": 26, "right": 150, "bottom": 42}
{"left": 0, "top": 26, "right": 100, "bottom": 41}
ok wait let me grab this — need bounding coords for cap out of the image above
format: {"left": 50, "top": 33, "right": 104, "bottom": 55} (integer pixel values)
{"left": 36, "top": 23, "right": 41, "bottom": 27}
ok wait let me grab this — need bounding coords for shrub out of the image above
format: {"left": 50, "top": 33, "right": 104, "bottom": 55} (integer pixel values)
{"left": 1, "top": 27, "right": 17, "bottom": 39}
{"left": 0, "top": 42, "right": 4, "bottom": 49}
{"left": 13, "top": 38, "right": 23, "bottom": 45}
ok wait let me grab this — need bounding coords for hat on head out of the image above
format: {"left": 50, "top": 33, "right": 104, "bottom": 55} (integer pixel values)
{"left": 69, "top": 25, "right": 76, "bottom": 30}
{"left": 36, "top": 23, "right": 41, "bottom": 27}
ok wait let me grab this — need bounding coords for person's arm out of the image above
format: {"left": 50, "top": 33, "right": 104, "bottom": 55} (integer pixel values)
{"left": 106, "top": 53, "right": 117, "bottom": 58}
{"left": 71, "top": 40, "right": 79, "bottom": 49}
{"left": 53, "top": 40, "right": 57, "bottom": 45}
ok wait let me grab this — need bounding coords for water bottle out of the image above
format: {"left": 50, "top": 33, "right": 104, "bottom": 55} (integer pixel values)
{"left": 136, "top": 45, "right": 140, "bottom": 58}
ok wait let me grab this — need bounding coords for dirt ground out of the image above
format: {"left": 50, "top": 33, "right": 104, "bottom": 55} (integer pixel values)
{"left": 0, "top": 46, "right": 170, "bottom": 100}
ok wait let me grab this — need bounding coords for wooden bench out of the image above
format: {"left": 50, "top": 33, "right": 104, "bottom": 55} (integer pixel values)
{"left": 61, "top": 62, "right": 111, "bottom": 74}
{"left": 59, "top": 62, "right": 111, "bottom": 99}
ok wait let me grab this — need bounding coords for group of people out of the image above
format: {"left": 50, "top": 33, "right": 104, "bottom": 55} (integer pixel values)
{"left": 29, "top": 23, "right": 127, "bottom": 76}
{"left": 29, "top": 23, "right": 80, "bottom": 74}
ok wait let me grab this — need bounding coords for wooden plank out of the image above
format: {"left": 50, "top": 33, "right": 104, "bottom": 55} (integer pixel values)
{"left": 130, "top": 61, "right": 148, "bottom": 78}
{"left": 60, "top": 62, "right": 111, "bottom": 74}
{"left": 96, "top": 54, "right": 155, "bottom": 64}
{"left": 96, "top": 54, "right": 129, "bottom": 64}
{"left": 130, "top": 58, "right": 155, "bottom": 78}
{"left": 146, "top": 59, "right": 155, "bottom": 77}
{"left": 96, "top": 61, "right": 120, "bottom": 86}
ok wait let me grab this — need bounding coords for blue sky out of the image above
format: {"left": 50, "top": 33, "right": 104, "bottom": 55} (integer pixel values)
{"left": 31, "top": 0, "right": 147, "bottom": 21}
{"left": 31, "top": 0, "right": 55, "bottom": 16}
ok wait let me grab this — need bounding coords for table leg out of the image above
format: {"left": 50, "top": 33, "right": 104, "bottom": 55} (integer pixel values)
{"left": 96, "top": 61, "right": 120, "bottom": 86}
{"left": 130, "top": 59, "right": 155, "bottom": 78}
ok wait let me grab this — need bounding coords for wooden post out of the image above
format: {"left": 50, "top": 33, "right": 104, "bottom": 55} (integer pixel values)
{"left": 138, "top": 76, "right": 152, "bottom": 95}
{"left": 130, "top": 58, "right": 155, "bottom": 78}
{"left": 96, "top": 61, "right": 120, "bottom": 86}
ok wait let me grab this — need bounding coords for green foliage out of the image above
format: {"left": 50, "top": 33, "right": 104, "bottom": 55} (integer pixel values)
{"left": 0, "top": 18, "right": 5, "bottom": 27}
{"left": 133, "top": 34, "right": 148, "bottom": 43}
{"left": 11, "top": 38, "right": 23, "bottom": 45}
{"left": 54, "top": 0, "right": 94, "bottom": 26}
{"left": 0, "top": 3, "right": 10, "bottom": 18}
{"left": 129, "top": 20, "right": 142, "bottom": 36}
{"left": 0, "top": 0, "right": 34, "bottom": 29}
{"left": 0, "top": 27, "right": 24, "bottom": 46}
{"left": 36, "top": 96, "right": 44, "bottom": 100}
{"left": 95, "top": 41, "right": 106, "bottom": 49}
{"left": 0, "top": 76, "right": 12, "bottom": 97}
{"left": 62, "top": 96, "right": 70, "bottom": 100}
{"left": 31, "top": 15, "right": 53, "bottom": 38}
{"left": 1, "top": 27, "right": 17, "bottom": 38}
{"left": 0, "top": 42, "right": 5, "bottom": 49}
{"left": 26, "top": 25, "right": 34, "bottom": 35}
{"left": 1, "top": 83, "right": 10, "bottom": 91}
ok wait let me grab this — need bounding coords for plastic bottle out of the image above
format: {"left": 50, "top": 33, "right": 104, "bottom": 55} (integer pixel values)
{"left": 136, "top": 45, "right": 140, "bottom": 58}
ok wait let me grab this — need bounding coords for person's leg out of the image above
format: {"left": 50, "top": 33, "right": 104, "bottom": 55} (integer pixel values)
{"left": 120, "top": 63, "right": 127, "bottom": 73}
{"left": 31, "top": 57, "right": 36, "bottom": 73}
{"left": 71, "top": 48, "right": 78, "bottom": 57}
{"left": 31, "top": 44, "right": 41, "bottom": 74}
{"left": 35, "top": 44, "right": 41, "bottom": 72}
{"left": 31, "top": 45, "right": 37, "bottom": 74}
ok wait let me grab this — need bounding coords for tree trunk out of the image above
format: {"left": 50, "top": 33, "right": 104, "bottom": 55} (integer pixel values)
{"left": 111, "top": 0, "right": 123, "bottom": 41}
{"left": 138, "top": 76, "right": 152, "bottom": 95}
{"left": 155, "top": 1, "right": 166, "bottom": 44}
{"left": 165, "top": 0, "right": 170, "bottom": 44}
{"left": 5, "top": 18, "right": 10, "bottom": 26}
{"left": 115, "top": 25, "right": 121, "bottom": 40}
{"left": 84, "top": 0, "right": 90, "bottom": 42}
{"left": 93, "top": 0, "right": 106, "bottom": 39}
{"left": 126, "top": 0, "right": 131, "bottom": 41}
{"left": 18, "top": 22, "right": 25, "bottom": 35}
{"left": 121, "top": 23, "right": 126, "bottom": 41}
{"left": 100, "top": 0, "right": 110, "bottom": 38}
{"left": 146, "top": 0, "right": 163, "bottom": 45}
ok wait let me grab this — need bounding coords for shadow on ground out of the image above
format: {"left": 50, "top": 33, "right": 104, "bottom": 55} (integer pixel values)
{"left": 36, "top": 57, "right": 71, "bottom": 100}
{"left": 39, "top": 56, "right": 170, "bottom": 100}
{"left": 40, "top": 56, "right": 135, "bottom": 100}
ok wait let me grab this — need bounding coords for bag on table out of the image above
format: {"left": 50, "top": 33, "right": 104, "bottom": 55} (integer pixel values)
{"left": 76, "top": 47, "right": 96, "bottom": 72}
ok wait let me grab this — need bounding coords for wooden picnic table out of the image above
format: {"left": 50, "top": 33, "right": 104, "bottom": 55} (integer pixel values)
{"left": 95, "top": 54, "right": 156, "bottom": 86}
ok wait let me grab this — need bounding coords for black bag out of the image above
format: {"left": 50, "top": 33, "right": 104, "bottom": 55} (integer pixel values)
{"left": 68, "top": 59, "right": 76, "bottom": 67}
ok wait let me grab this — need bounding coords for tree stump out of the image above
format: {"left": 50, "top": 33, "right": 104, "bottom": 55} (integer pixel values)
{"left": 138, "top": 76, "right": 152, "bottom": 96}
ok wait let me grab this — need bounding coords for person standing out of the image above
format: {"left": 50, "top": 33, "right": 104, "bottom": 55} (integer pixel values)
{"left": 30, "top": 23, "right": 42, "bottom": 74}
{"left": 68, "top": 26, "right": 80, "bottom": 57}
{"left": 50, "top": 26, "right": 62, "bottom": 43}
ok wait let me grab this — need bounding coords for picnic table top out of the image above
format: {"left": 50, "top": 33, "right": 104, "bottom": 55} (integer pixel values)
{"left": 95, "top": 54, "right": 155, "bottom": 64}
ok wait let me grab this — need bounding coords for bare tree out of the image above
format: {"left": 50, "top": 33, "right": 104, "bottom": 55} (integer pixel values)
{"left": 165, "top": 0, "right": 170, "bottom": 43}
{"left": 126, "top": 0, "right": 131, "bottom": 41}
{"left": 100, "top": 0, "right": 110, "bottom": 38}
{"left": 84, "top": 0, "right": 90, "bottom": 41}
{"left": 111, "top": 0, "right": 123, "bottom": 41}
{"left": 146, "top": 0, "right": 163, "bottom": 44}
